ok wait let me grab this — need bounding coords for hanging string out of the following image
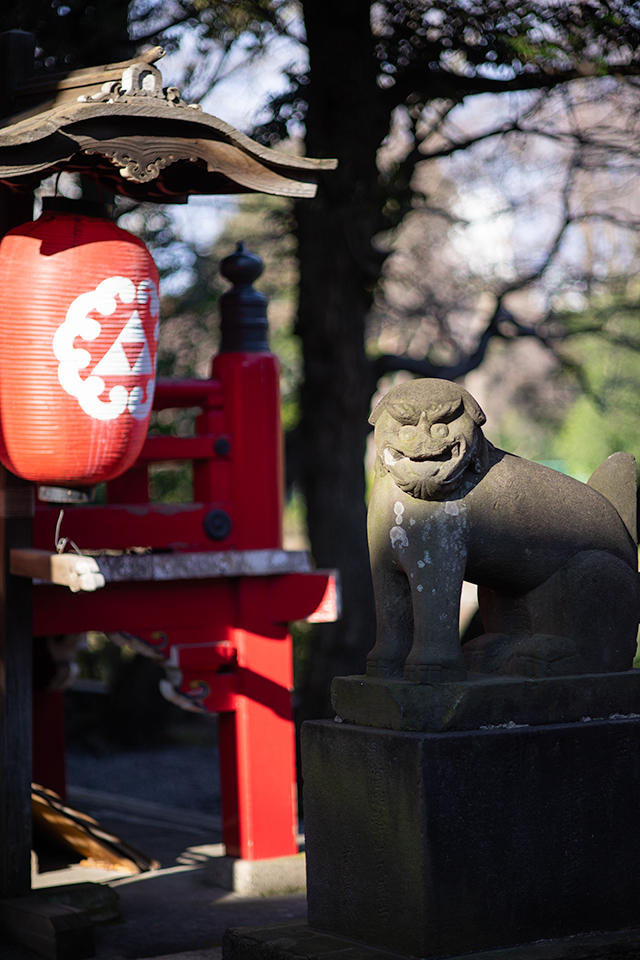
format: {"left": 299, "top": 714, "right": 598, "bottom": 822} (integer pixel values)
{"left": 54, "top": 508, "right": 83, "bottom": 556}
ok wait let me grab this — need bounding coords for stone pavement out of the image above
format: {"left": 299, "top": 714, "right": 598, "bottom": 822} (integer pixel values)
{"left": 2, "top": 788, "right": 306, "bottom": 960}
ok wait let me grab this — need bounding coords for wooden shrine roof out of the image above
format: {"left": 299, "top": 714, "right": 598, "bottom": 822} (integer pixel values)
{"left": 0, "top": 48, "right": 336, "bottom": 202}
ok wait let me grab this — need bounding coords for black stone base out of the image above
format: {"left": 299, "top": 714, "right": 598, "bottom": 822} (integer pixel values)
{"left": 0, "top": 895, "right": 94, "bottom": 960}
{"left": 302, "top": 717, "right": 640, "bottom": 959}
{"left": 223, "top": 920, "right": 640, "bottom": 960}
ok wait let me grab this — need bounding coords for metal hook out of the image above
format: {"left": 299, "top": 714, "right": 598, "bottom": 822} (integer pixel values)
{"left": 54, "top": 509, "right": 83, "bottom": 556}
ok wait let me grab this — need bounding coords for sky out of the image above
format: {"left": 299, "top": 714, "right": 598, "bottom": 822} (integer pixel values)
{"left": 147, "top": 23, "right": 307, "bottom": 283}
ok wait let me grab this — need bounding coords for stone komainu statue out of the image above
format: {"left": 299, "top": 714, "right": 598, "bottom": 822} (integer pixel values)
{"left": 367, "top": 378, "right": 640, "bottom": 683}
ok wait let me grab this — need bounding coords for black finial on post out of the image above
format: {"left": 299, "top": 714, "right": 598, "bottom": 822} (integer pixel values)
{"left": 218, "top": 242, "right": 270, "bottom": 353}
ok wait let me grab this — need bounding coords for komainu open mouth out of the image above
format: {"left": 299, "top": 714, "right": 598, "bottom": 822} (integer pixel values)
{"left": 383, "top": 437, "right": 473, "bottom": 501}
{"left": 385, "top": 442, "right": 461, "bottom": 467}
{"left": 411, "top": 442, "right": 461, "bottom": 465}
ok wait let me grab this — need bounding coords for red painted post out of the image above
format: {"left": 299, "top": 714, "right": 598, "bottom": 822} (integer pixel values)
{"left": 207, "top": 351, "right": 283, "bottom": 549}
{"left": 30, "top": 241, "right": 338, "bottom": 864}
{"left": 219, "top": 626, "right": 297, "bottom": 860}
{"left": 211, "top": 244, "right": 295, "bottom": 859}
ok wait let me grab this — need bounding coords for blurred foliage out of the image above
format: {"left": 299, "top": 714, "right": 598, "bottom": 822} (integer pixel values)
{"left": 290, "top": 619, "right": 316, "bottom": 692}
{"left": 148, "top": 461, "right": 194, "bottom": 502}
{"left": 0, "top": 0, "right": 133, "bottom": 73}
{"left": 146, "top": 405, "right": 199, "bottom": 503}
{"left": 153, "top": 191, "right": 302, "bottom": 427}
{"left": 75, "top": 631, "right": 131, "bottom": 684}
{"left": 479, "top": 278, "right": 640, "bottom": 481}
{"left": 552, "top": 279, "right": 640, "bottom": 479}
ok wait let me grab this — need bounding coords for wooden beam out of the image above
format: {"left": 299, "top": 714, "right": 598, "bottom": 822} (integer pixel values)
{"left": 10, "top": 550, "right": 105, "bottom": 593}
{"left": 12, "top": 546, "right": 313, "bottom": 589}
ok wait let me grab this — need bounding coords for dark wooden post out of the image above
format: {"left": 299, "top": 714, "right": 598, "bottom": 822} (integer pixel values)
{"left": 0, "top": 471, "right": 34, "bottom": 899}
{"left": 0, "top": 34, "right": 94, "bottom": 960}
{"left": 0, "top": 30, "right": 36, "bottom": 901}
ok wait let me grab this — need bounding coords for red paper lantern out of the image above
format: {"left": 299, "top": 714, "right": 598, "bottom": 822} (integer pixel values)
{"left": 0, "top": 211, "right": 159, "bottom": 489}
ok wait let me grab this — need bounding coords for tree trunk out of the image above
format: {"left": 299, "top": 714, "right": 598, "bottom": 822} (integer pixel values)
{"left": 295, "top": 0, "right": 393, "bottom": 722}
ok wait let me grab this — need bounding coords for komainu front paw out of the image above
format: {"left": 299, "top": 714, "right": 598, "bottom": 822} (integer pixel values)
{"left": 462, "top": 633, "right": 581, "bottom": 678}
{"left": 366, "top": 657, "right": 405, "bottom": 679}
{"left": 403, "top": 661, "right": 467, "bottom": 683}
{"left": 366, "top": 638, "right": 409, "bottom": 679}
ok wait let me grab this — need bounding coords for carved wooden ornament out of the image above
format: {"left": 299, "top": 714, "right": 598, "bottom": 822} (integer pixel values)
{"left": 0, "top": 51, "right": 336, "bottom": 201}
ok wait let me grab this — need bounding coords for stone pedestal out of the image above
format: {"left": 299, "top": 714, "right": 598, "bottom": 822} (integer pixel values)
{"left": 203, "top": 852, "right": 306, "bottom": 896}
{"left": 224, "top": 672, "right": 640, "bottom": 960}
{"left": 331, "top": 669, "right": 640, "bottom": 732}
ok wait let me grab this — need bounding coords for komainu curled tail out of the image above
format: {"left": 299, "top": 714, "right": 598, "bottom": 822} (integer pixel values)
{"left": 587, "top": 452, "right": 637, "bottom": 544}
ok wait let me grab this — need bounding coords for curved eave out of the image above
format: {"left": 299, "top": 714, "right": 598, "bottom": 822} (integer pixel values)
{"left": 0, "top": 98, "right": 337, "bottom": 199}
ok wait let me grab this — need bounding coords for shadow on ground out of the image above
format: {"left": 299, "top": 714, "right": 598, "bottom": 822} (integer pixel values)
{"left": 5, "top": 790, "right": 306, "bottom": 960}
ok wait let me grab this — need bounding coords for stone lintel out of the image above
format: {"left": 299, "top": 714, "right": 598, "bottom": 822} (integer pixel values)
{"left": 331, "top": 670, "right": 640, "bottom": 732}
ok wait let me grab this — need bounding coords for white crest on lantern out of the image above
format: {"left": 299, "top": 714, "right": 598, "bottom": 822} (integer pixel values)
{"left": 53, "top": 276, "right": 160, "bottom": 421}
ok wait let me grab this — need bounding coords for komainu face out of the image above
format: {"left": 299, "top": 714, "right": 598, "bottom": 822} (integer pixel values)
{"left": 370, "top": 380, "right": 488, "bottom": 501}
